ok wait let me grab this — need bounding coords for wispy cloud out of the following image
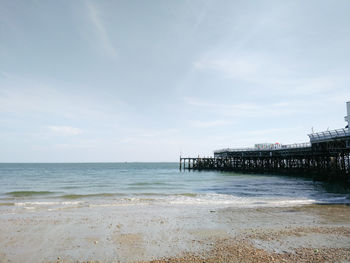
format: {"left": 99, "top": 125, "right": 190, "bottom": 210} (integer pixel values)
{"left": 119, "top": 128, "right": 180, "bottom": 144}
{"left": 86, "top": 1, "right": 117, "bottom": 58}
{"left": 184, "top": 97, "right": 300, "bottom": 118}
{"left": 0, "top": 70, "right": 10, "bottom": 78}
{"left": 193, "top": 53, "right": 349, "bottom": 97}
{"left": 189, "top": 120, "right": 231, "bottom": 128}
{"left": 194, "top": 56, "right": 261, "bottom": 80}
{"left": 49, "top": 126, "right": 82, "bottom": 136}
{"left": 0, "top": 74, "right": 123, "bottom": 121}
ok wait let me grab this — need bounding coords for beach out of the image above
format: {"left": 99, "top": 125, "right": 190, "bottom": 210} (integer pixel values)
{"left": 1, "top": 203, "right": 350, "bottom": 262}
{"left": 1, "top": 163, "right": 350, "bottom": 262}
{"left": 2, "top": 0, "right": 350, "bottom": 261}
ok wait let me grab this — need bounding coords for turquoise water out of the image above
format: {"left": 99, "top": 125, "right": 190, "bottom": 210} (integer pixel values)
{"left": 0, "top": 163, "right": 349, "bottom": 209}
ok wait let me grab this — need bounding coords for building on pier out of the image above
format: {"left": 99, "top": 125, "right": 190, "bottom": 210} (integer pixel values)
{"left": 213, "top": 101, "right": 350, "bottom": 158}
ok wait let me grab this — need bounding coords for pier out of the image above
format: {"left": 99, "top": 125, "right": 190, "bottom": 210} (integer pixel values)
{"left": 180, "top": 102, "right": 350, "bottom": 181}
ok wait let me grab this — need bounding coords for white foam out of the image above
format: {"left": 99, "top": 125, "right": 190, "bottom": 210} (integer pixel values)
{"left": 164, "top": 193, "right": 316, "bottom": 208}
{"left": 83, "top": 194, "right": 317, "bottom": 208}
{"left": 11, "top": 193, "right": 344, "bottom": 210}
{"left": 15, "top": 201, "right": 82, "bottom": 207}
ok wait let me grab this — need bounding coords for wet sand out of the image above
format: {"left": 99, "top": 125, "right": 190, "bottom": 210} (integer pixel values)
{"left": 0, "top": 204, "right": 350, "bottom": 262}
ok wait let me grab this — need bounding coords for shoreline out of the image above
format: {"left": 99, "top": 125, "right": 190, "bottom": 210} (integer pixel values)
{"left": 1, "top": 203, "right": 350, "bottom": 262}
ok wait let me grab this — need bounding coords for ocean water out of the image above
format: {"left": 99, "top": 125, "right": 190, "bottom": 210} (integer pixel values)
{"left": 0, "top": 163, "right": 349, "bottom": 211}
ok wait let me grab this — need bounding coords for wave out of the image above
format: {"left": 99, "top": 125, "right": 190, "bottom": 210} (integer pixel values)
{"left": 8, "top": 195, "right": 316, "bottom": 209}
{"left": 15, "top": 201, "right": 82, "bottom": 206}
{"left": 0, "top": 202, "right": 15, "bottom": 206}
{"left": 61, "top": 192, "right": 199, "bottom": 199}
{"left": 166, "top": 194, "right": 318, "bottom": 207}
{"left": 61, "top": 193, "right": 120, "bottom": 199}
{"left": 2, "top": 192, "right": 349, "bottom": 209}
{"left": 133, "top": 192, "right": 198, "bottom": 197}
{"left": 128, "top": 182, "right": 168, "bottom": 186}
{"left": 6, "top": 191, "right": 56, "bottom": 197}
{"left": 174, "top": 193, "right": 198, "bottom": 197}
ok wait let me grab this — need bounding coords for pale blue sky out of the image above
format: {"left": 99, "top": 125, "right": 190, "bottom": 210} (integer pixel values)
{"left": 1, "top": 0, "right": 350, "bottom": 162}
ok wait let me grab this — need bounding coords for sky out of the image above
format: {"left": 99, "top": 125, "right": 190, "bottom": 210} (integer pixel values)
{"left": 0, "top": 0, "right": 350, "bottom": 162}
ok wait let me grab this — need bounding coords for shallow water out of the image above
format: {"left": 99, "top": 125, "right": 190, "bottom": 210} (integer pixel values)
{"left": 0, "top": 163, "right": 349, "bottom": 210}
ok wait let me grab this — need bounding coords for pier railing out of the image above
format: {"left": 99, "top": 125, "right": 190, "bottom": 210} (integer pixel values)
{"left": 214, "top": 142, "right": 311, "bottom": 154}
{"left": 308, "top": 128, "right": 350, "bottom": 143}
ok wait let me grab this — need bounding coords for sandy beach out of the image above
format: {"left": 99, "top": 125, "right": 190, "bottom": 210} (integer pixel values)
{"left": 1, "top": 203, "right": 350, "bottom": 263}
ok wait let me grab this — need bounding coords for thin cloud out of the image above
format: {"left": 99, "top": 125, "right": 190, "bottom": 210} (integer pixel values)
{"left": 0, "top": 74, "right": 124, "bottom": 121}
{"left": 0, "top": 70, "right": 10, "bottom": 78}
{"left": 119, "top": 128, "right": 180, "bottom": 144}
{"left": 193, "top": 52, "right": 291, "bottom": 87}
{"left": 193, "top": 53, "right": 350, "bottom": 98}
{"left": 53, "top": 142, "right": 95, "bottom": 149}
{"left": 184, "top": 97, "right": 300, "bottom": 118}
{"left": 86, "top": 1, "right": 117, "bottom": 58}
{"left": 190, "top": 120, "right": 231, "bottom": 128}
{"left": 49, "top": 126, "right": 82, "bottom": 136}
{"left": 194, "top": 57, "right": 260, "bottom": 80}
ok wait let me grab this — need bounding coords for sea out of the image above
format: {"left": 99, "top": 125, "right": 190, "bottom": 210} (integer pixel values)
{"left": 0, "top": 163, "right": 349, "bottom": 211}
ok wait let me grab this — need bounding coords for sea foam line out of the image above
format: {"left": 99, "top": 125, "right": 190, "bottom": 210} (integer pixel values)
{"left": 15, "top": 201, "right": 82, "bottom": 206}
{"left": 10, "top": 193, "right": 347, "bottom": 209}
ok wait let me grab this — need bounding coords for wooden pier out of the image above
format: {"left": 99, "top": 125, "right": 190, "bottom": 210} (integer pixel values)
{"left": 180, "top": 128, "right": 350, "bottom": 181}
{"left": 181, "top": 102, "right": 350, "bottom": 181}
